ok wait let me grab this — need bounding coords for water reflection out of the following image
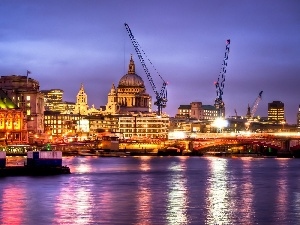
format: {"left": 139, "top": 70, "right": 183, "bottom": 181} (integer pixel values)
{"left": 0, "top": 185, "right": 26, "bottom": 225}
{"left": 73, "top": 157, "right": 93, "bottom": 174}
{"left": 166, "top": 157, "right": 188, "bottom": 224}
{"left": 295, "top": 192, "right": 300, "bottom": 225}
{"left": 54, "top": 164, "right": 94, "bottom": 224}
{"left": 276, "top": 158, "right": 289, "bottom": 223}
{"left": 205, "top": 158, "right": 232, "bottom": 225}
{"left": 136, "top": 156, "right": 152, "bottom": 225}
{"left": 239, "top": 158, "right": 254, "bottom": 224}
{"left": 1, "top": 156, "right": 300, "bottom": 224}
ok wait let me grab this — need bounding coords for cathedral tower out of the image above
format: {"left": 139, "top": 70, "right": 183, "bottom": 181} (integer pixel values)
{"left": 106, "top": 83, "right": 120, "bottom": 114}
{"left": 74, "top": 83, "right": 89, "bottom": 115}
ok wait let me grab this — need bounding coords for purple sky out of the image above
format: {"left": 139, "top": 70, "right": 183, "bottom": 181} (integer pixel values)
{"left": 0, "top": 0, "right": 299, "bottom": 124}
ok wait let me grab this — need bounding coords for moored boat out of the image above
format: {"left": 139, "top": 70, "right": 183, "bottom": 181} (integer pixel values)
{"left": 0, "top": 150, "right": 70, "bottom": 177}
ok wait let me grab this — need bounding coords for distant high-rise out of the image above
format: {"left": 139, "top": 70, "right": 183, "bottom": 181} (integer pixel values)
{"left": 297, "top": 105, "right": 300, "bottom": 129}
{"left": 268, "top": 101, "right": 285, "bottom": 123}
{"left": 41, "top": 89, "right": 75, "bottom": 114}
{"left": 41, "top": 89, "right": 64, "bottom": 111}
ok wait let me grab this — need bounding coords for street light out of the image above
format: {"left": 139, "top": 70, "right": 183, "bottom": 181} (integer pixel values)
{"left": 212, "top": 118, "right": 228, "bottom": 133}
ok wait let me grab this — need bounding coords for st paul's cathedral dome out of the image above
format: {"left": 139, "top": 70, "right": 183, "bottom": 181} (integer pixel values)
{"left": 106, "top": 55, "right": 151, "bottom": 114}
{"left": 118, "top": 55, "right": 145, "bottom": 88}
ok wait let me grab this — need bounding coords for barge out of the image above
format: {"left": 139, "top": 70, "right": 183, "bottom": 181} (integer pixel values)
{"left": 0, "top": 150, "right": 70, "bottom": 177}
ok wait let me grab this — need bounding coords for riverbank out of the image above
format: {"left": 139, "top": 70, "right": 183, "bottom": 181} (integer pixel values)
{"left": 4, "top": 149, "right": 298, "bottom": 158}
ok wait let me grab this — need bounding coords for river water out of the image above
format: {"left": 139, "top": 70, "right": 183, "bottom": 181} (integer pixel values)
{"left": 1, "top": 156, "right": 300, "bottom": 225}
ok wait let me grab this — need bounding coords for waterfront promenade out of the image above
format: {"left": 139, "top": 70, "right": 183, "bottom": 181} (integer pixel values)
{"left": 2, "top": 132, "right": 300, "bottom": 158}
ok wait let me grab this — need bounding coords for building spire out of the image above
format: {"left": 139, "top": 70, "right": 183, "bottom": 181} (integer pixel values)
{"left": 128, "top": 54, "right": 135, "bottom": 74}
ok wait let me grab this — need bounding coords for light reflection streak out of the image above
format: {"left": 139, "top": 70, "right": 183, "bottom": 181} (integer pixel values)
{"left": 75, "top": 158, "right": 93, "bottom": 174}
{"left": 136, "top": 156, "right": 152, "bottom": 225}
{"left": 239, "top": 158, "right": 254, "bottom": 224}
{"left": 276, "top": 158, "right": 289, "bottom": 222}
{"left": 54, "top": 176, "right": 93, "bottom": 224}
{"left": 73, "top": 185, "right": 93, "bottom": 225}
{"left": 205, "top": 158, "right": 232, "bottom": 225}
{"left": 95, "top": 190, "right": 114, "bottom": 223}
{"left": 166, "top": 157, "right": 188, "bottom": 224}
{"left": 139, "top": 156, "right": 151, "bottom": 172}
{"left": 0, "top": 185, "right": 25, "bottom": 225}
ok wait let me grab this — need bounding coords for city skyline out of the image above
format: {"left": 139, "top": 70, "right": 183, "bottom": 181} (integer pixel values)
{"left": 0, "top": 0, "right": 299, "bottom": 123}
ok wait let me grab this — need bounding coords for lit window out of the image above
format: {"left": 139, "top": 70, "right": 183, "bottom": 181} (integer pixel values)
{"left": 26, "top": 96, "right": 30, "bottom": 101}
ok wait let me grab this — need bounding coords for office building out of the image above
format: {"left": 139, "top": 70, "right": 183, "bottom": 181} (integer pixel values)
{"left": 268, "top": 101, "right": 285, "bottom": 123}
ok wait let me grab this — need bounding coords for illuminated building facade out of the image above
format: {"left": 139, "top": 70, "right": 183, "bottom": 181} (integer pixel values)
{"left": 61, "top": 102, "right": 76, "bottom": 114}
{"left": 0, "top": 89, "right": 27, "bottom": 144}
{"left": 88, "top": 115, "right": 118, "bottom": 134}
{"left": 118, "top": 113, "right": 169, "bottom": 139}
{"left": 44, "top": 111, "right": 81, "bottom": 139}
{"left": 88, "top": 113, "right": 169, "bottom": 139}
{"left": 202, "top": 105, "right": 219, "bottom": 120}
{"left": 176, "top": 102, "right": 218, "bottom": 121}
{"left": 177, "top": 105, "right": 191, "bottom": 118}
{"left": 0, "top": 75, "right": 44, "bottom": 135}
{"left": 268, "top": 101, "right": 285, "bottom": 124}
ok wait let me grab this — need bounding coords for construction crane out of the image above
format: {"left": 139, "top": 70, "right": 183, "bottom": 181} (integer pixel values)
{"left": 124, "top": 23, "right": 167, "bottom": 116}
{"left": 245, "top": 91, "right": 263, "bottom": 130}
{"left": 246, "top": 91, "right": 263, "bottom": 119}
{"left": 234, "top": 109, "right": 238, "bottom": 117}
{"left": 214, "top": 39, "right": 231, "bottom": 118}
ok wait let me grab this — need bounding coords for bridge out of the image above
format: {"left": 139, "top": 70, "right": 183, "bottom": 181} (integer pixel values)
{"left": 189, "top": 132, "right": 300, "bottom": 157}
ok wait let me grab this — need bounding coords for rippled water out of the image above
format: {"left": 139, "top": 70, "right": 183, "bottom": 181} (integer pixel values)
{"left": 1, "top": 156, "right": 300, "bottom": 225}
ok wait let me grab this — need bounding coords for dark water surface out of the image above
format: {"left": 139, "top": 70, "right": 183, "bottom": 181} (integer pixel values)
{"left": 1, "top": 156, "right": 300, "bottom": 225}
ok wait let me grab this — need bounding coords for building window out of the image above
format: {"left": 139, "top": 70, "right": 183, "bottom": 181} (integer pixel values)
{"left": 26, "top": 96, "right": 30, "bottom": 101}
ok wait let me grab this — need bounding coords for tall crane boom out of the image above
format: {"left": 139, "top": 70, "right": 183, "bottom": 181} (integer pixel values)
{"left": 247, "top": 91, "right": 263, "bottom": 118}
{"left": 214, "top": 39, "right": 231, "bottom": 117}
{"left": 245, "top": 91, "right": 263, "bottom": 131}
{"left": 124, "top": 23, "right": 167, "bottom": 116}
